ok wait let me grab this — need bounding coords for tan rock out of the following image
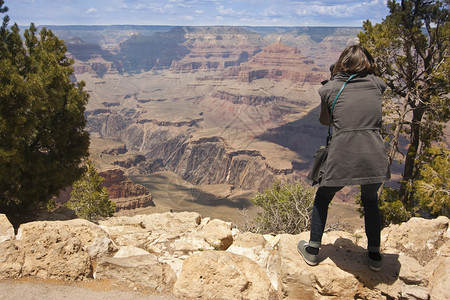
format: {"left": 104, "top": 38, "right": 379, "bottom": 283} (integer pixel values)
{"left": 99, "top": 212, "right": 202, "bottom": 235}
{"left": 20, "top": 235, "right": 92, "bottom": 280}
{"left": 0, "top": 241, "right": 25, "bottom": 279}
{"left": 113, "top": 246, "right": 150, "bottom": 258}
{"left": 17, "top": 219, "right": 109, "bottom": 248}
{"left": 173, "top": 250, "right": 279, "bottom": 300}
{"left": 86, "top": 235, "right": 118, "bottom": 259}
{"left": 13, "top": 219, "right": 115, "bottom": 280}
{"left": 382, "top": 216, "right": 449, "bottom": 265}
{"left": 427, "top": 255, "right": 450, "bottom": 300}
{"left": 196, "top": 218, "right": 233, "bottom": 250}
{"left": 277, "top": 231, "right": 407, "bottom": 299}
{"left": 227, "top": 232, "right": 281, "bottom": 291}
{"left": 95, "top": 254, "right": 176, "bottom": 293}
{"left": 398, "top": 255, "right": 427, "bottom": 285}
{"left": 99, "top": 224, "right": 151, "bottom": 247}
{"left": 278, "top": 232, "right": 370, "bottom": 299}
{"left": 99, "top": 169, "right": 155, "bottom": 210}
{"left": 0, "top": 214, "right": 14, "bottom": 242}
{"left": 401, "top": 285, "right": 429, "bottom": 300}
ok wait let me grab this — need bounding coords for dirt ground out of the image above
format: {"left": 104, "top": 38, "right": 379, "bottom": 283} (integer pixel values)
{"left": 0, "top": 278, "right": 179, "bottom": 300}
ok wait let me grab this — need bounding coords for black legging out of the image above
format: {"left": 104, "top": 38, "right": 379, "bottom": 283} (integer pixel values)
{"left": 308, "top": 183, "right": 382, "bottom": 252}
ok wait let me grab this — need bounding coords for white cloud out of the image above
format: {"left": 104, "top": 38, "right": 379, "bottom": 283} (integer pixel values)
{"left": 86, "top": 7, "right": 98, "bottom": 14}
{"left": 217, "top": 5, "right": 240, "bottom": 16}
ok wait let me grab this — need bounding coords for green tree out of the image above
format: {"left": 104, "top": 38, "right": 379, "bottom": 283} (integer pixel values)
{"left": 66, "top": 161, "right": 115, "bottom": 220}
{"left": 358, "top": 0, "right": 449, "bottom": 213}
{"left": 250, "top": 181, "right": 315, "bottom": 234}
{"left": 0, "top": 1, "right": 90, "bottom": 214}
{"left": 413, "top": 145, "right": 449, "bottom": 217}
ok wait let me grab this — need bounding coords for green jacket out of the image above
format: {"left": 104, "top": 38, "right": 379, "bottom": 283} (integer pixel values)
{"left": 317, "top": 73, "right": 390, "bottom": 187}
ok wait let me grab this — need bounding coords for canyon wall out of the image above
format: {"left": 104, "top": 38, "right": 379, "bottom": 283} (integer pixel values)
{"left": 67, "top": 26, "right": 355, "bottom": 196}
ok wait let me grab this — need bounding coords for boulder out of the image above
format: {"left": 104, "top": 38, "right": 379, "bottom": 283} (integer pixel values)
{"left": 276, "top": 231, "right": 407, "bottom": 299}
{"left": 16, "top": 219, "right": 109, "bottom": 248}
{"left": 13, "top": 219, "right": 109, "bottom": 280}
{"left": 382, "top": 216, "right": 449, "bottom": 265}
{"left": 227, "top": 231, "right": 281, "bottom": 290}
{"left": 0, "top": 214, "right": 14, "bottom": 242}
{"left": 0, "top": 241, "right": 25, "bottom": 279}
{"left": 99, "top": 224, "right": 151, "bottom": 248}
{"left": 196, "top": 218, "right": 233, "bottom": 250}
{"left": 277, "top": 232, "right": 357, "bottom": 299}
{"left": 86, "top": 235, "right": 118, "bottom": 259}
{"left": 95, "top": 254, "right": 176, "bottom": 293}
{"left": 113, "top": 246, "right": 151, "bottom": 258}
{"left": 426, "top": 243, "right": 450, "bottom": 300}
{"left": 0, "top": 212, "right": 447, "bottom": 299}
{"left": 173, "top": 250, "right": 279, "bottom": 300}
{"left": 99, "top": 211, "right": 202, "bottom": 235}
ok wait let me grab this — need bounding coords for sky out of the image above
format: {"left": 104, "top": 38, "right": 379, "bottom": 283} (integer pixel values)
{"left": 4, "top": 0, "right": 390, "bottom": 27}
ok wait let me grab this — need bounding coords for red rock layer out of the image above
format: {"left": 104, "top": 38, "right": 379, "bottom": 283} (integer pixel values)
{"left": 99, "top": 169, "right": 155, "bottom": 210}
{"left": 232, "top": 40, "right": 326, "bottom": 83}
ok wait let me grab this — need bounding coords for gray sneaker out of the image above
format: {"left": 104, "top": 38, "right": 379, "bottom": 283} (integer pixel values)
{"left": 368, "top": 255, "right": 383, "bottom": 271}
{"left": 297, "top": 240, "right": 318, "bottom": 266}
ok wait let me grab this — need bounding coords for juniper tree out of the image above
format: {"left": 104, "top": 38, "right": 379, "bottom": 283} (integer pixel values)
{"left": 66, "top": 161, "right": 116, "bottom": 220}
{"left": 0, "top": 1, "right": 90, "bottom": 214}
{"left": 358, "top": 0, "right": 449, "bottom": 216}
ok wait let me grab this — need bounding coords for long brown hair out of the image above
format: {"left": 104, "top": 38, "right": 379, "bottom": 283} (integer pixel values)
{"left": 332, "top": 45, "right": 376, "bottom": 75}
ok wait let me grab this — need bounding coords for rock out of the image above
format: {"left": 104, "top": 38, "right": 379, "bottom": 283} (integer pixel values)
{"left": 426, "top": 254, "right": 450, "bottom": 300}
{"left": 227, "top": 232, "right": 281, "bottom": 291}
{"left": 100, "top": 212, "right": 202, "bottom": 234}
{"left": 0, "top": 241, "right": 25, "bottom": 279}
{"left": 196, "top": 218, "right": 233, "bottom": 250}
{"left": 95, "top": 254, "right": 176, "bottom": 293}
{"left": 0, "top": 212, "right": 447, "bottom": 299}
{"left": 398, "top": 255, "right": 427, "bottom": 285}
{"left": 276, "top": 231, "right": 407, "bottom": 299}
{"left": 113, "top": 246, "right": 150, "bottom": 258}
{"left": 0, "top": 214, "right": 14, "bottom": 242}
{"left": 17, "top": 219, "right": 109, "bottom": 248}
{"left": 21, "top": 235, "right": 92, "bottom": 280}
{"left": 99, "top": 224, "right": 151, "bottom": 248}
{"left": 173, "top": 250, "right": 279, "bottom": 300}
{"left": 277, "top": 232, "right": 343, "bottom": 299}
{"left": 99, "top": 212, "right": 208, "bottom": 277}
{"left": 101, "top": 144, "right": 127, "bottom": 155}
{"left": 235, "top": 40, "right": 326, "bottom": 84}
{"left": 14, "top": 219, "right": 107, "bottom": 280}
{"left": 401, "top": 285, "right": 430, "bottom": 300}
{"left": 99, "top": 169, "right": 155, "bottom": 210}
{"left": 86, "top": 235, "right": 118, "bottom": 259}
{"left": 382, "top": 216, "right": 449, "bottom": 265}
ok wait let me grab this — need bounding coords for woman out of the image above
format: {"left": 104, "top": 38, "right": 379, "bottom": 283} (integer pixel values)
{"left": 298, "top": 45, "right": 390, "bottom": 271}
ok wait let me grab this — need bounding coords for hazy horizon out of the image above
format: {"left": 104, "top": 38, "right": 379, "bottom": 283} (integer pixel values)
{"left": 6, "top": 0, "right": 389, "bottom": 27}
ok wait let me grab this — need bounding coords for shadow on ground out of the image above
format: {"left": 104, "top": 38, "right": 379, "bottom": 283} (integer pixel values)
{"left": 320, "top": 237, "right": 400, "bottom": 287}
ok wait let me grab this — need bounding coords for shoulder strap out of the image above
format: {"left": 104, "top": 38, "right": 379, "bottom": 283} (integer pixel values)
{"left": 326, "top": 73, "right": 357, "bottom": 146}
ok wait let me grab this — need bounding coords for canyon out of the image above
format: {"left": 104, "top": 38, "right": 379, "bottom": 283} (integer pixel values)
{"left": 50, "top": 25, "right": 362, "bottom": 217}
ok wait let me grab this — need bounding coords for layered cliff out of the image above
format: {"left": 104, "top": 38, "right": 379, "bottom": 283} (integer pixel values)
{"left": 99, "top": 169, "right": 155, "bottom": 211}
{"left": 170, "top": 27, "right": 262, "bottom": 71}
{"left": 232, "top": 40, "right": 326, "bottom": 83}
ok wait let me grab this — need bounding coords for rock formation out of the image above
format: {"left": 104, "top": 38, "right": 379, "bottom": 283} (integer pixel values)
{"left": 54, "top": 169, "right": 154, "bottom": 212}
{"left": 99, "top": 169, "right": 155, "bottom": 210}
{"left": 222, "top": 40, "right": 326, "bottom": 84}
{"left": 1, "top": 213, "right": 448, "bottom": 299}
{"left": 170, "top": 27, "right": 262, "bottom": 71}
